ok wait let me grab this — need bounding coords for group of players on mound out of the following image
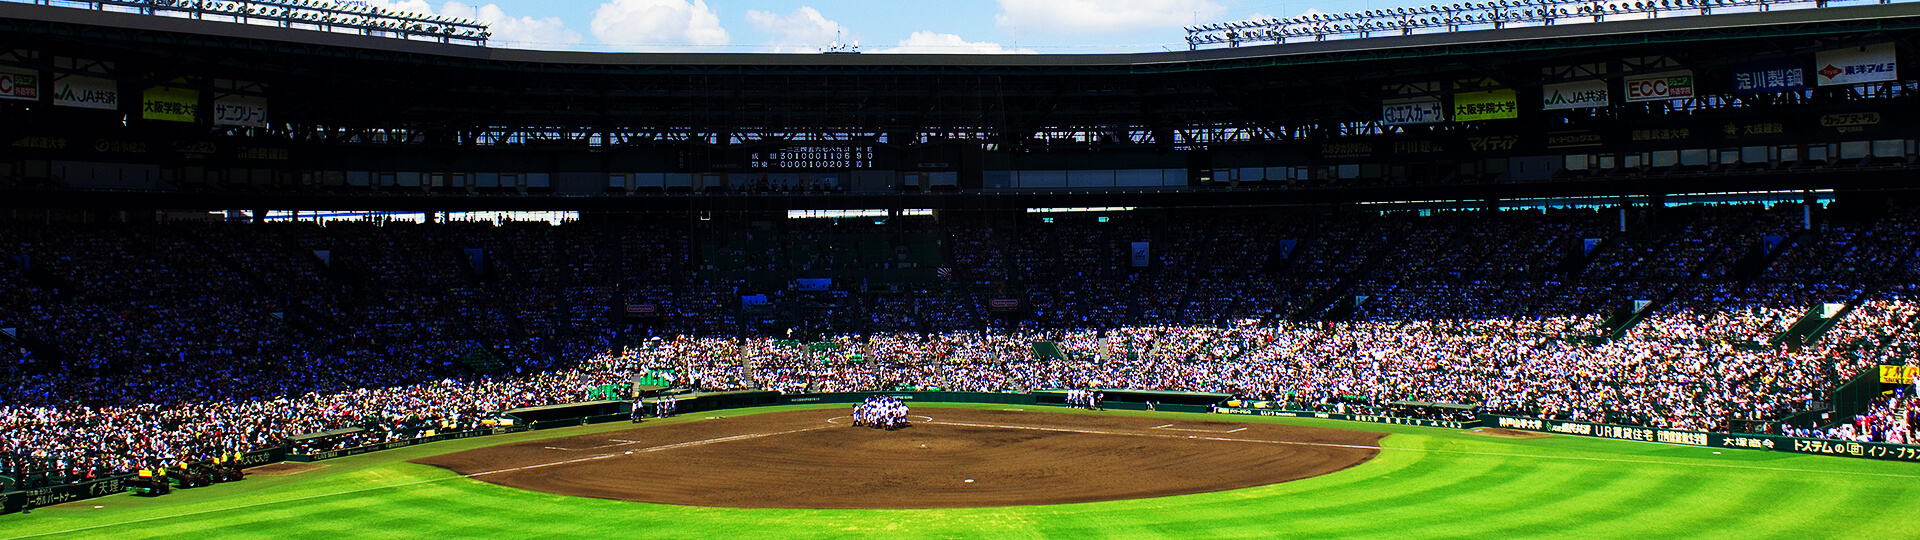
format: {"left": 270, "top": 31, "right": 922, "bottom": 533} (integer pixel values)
{"left": 851, "top": 396, "right": 911, "bottom": 429}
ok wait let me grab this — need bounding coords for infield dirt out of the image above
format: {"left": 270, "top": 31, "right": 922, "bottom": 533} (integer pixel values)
{"left": 416, "top": 408, "right": 1383, "bottom": 509}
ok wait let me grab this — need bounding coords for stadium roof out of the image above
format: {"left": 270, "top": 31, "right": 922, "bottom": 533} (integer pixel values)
{"left": 6, "top": 1, "right": 1920, "bottom": 70}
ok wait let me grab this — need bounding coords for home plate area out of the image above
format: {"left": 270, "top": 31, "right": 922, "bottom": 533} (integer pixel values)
{"left": 414, "top": 408, "right": 1384, "bottom": 509}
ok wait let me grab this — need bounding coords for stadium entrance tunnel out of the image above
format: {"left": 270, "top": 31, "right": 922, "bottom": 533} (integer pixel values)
{"left": 414, "top": 408, "right": 1383, "bottom": 509}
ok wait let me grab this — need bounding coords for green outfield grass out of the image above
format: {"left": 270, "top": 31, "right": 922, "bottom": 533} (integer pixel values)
{"left": 4, "top": 403, "right": 1919, "bottom": 539}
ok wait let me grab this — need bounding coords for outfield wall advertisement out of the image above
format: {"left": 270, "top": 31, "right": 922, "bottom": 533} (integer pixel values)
{"left": 1485, "top": 415, "right": 1920, "bottom": 462}
{"left": 0, "top": 448, "right": 280, "bottom": 514}
{"left": 1215, "top": 407, "right": 1475, "bottom": 429}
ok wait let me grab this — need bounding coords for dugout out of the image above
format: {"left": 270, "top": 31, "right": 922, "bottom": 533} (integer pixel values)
{"left": 650, "top": 390, "right": 781, "bottom": 415}
{"left": 506, "top": 400, "right": 630, "bottom": 427}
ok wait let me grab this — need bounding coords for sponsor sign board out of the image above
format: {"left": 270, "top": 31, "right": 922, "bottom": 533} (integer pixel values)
{"left": 1382, "top": 97, "right": 1445, "bottom": 126}
{"left": 1624, "top": 71, "right": 1694, "bottom": 102}
{"left": 1732, "top": 58, "right": 1807, "bottom": 93}
{"left": 1453, "top": 88, "right": 1518, "bottom": 121}
{"left": 1215, "top": 408, "right": 1474, "bottom": 429}
{"left": 1880, "top": 365, "right": 1920, "bottom": 384}
{"left": 52, "top": 75, "right": 117, "bottom": 110}
{"left": 142, "top": 86, "right": 199, "bottom": 122}
{"left": 0, "top": 68, "right": 37, "bottom": 101}
{"left": 1485, "top": 415, "right": 1920, "bottom": 463}
{"left": 1817, "top": 42, "right": 1897, "bottom": 86}
{"left": 1541, "top": 80, "right": 1609, "bottom": 110}
{"left": 213, "top": 95, "right": 267, "bottom": 127}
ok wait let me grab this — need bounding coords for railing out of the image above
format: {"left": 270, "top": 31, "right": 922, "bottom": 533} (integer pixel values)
{"left": 1186, "top": 0, "right": 1904, "bottom": 49}
{"left": 3, "top": 0, "right": 489, "bottom": 45}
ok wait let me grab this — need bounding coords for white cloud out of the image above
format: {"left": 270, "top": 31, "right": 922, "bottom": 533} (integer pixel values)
{"left": 745, "top": 6, "right": 842, "bottom": 52}
{"left": 440, "top": 2, "right": 583, "bottom": 48}
{"left": 876, "top": 31, "right": 1035, "bottom": 54}
{"left": 995, "top": 0, "right": 1225, "bottom": 34}
{"left": 591, "top": 0, "right": 730, "bottom": 51}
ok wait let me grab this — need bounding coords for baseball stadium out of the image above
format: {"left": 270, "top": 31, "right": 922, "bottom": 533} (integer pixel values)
{"left": 3, "top": 0, "right": 1920, "bottom": 537}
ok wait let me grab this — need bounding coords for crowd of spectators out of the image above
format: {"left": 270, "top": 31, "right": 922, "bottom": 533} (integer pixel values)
{"left": 3, "top": 201, "right": 1920, "bottom": 489}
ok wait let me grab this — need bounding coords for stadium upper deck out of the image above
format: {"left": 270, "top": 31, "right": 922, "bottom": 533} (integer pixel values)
{"left": 1, "top": 1, "right": 1919, "bottom": 211}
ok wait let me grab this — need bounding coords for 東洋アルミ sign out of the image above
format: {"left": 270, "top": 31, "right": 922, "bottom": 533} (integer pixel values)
{"left": 1453, "top": 89, "right": 1518, "bottom": 121}
{"left": 52, "top": 75, "right": 117, "bottom": 110}
{"left": 1382, "top": 97, "right": 1444, "bottom": 126}
{"left": 0, "top": 68, "right": 37, "bottom": 101}
{"left": 1624, "top": 71, "right": 1694, "bottom": 102}
{"left": 143, "top": 86, "right": 199, "bottom": 122}
{"left": 1732, "top": 58, "right": 1806, "bottom": 93}
{"left": 1541, "top": 80, "right": 1608, "bottom": 110}
{"left": 1816, "top": 42, "right": 1897, "bottom": 86}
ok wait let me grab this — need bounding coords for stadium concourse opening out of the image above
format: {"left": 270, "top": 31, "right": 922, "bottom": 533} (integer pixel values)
{"left": 413, "top": 408, "right": 1383, "bottom": 509}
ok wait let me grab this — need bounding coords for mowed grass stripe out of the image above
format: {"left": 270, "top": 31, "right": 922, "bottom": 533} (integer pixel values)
{"left": 5, "top": 403, "right": 1920, "bottom": 539}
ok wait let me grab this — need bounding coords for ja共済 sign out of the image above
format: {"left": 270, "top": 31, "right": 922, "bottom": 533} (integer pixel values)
{"left": 1541, "top": 80, "right": 1608, "bottom": 110}
{"left": 52, "top": 75, "right": 117, "bottom": 110}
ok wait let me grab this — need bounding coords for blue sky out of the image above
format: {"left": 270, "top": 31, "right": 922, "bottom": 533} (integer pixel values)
{"left": 361, "top": 0, "right": 1395, "bottom": 53}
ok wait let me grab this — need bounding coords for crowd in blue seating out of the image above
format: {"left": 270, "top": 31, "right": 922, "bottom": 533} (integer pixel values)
{"left": 2, "top": 201, "right": 1919, "bottom": 488}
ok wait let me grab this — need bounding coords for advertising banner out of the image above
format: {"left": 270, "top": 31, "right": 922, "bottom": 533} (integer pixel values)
{"left": 1541, "top": 80, "right": 1609, "bottom": 110}
{"left": 1817, "top": 42, "right": 1897, "bottom": 86}
{"left": 0, "top": 67, "right": 37, "bottom": 101}
{"left": 51, "top": 75, "right": 117, "bottom": 110}
{"left": 1732, "top": 58, "right": 1807, "bottom": 94}
{"left": 1453, "top": 89, "right": 1518, "bottom": 121}
{"left": 1484, "top": 415, "right": 1920, "bottom": 463}
{"left": 1624, "top": 71, "right": 1694, "bottom": 102}
{"left": 1215, "top": 408, "right": 1475, "bottom": 429}
{"left": 1382, "top": 97, "right": 1445, "bottom": 126}
{"left": 142, "top": 86, "right": 199, "bottom": 123}
{"left": 1131, "top": 242, "right": 1150, "bottom": 267}
{"left": 212, "top": 95, "right": 267, "bottom": 127}
{"left": 1879, "top": 365, "right": 1920, "bottom": 384}
{"left": 794, "top": 278, "right": 832, "bottom": 291}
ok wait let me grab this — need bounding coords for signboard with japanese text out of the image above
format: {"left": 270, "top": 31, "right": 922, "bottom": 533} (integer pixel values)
{"left": 213, "top": 95, "right": 267, "bottom": 127}
{"left": 1817, "top": 43, "right": 1897, "bottom": 86}
{"left": 1382, "top": 97, "right": 1444, "bottom": 126}
{"left": 1453, "top": 88, "right": 1518, "bottom": 121}
{"left": 0, "top": 67, "right": 37, "bottom": 101}
{"left": 1541, "top": 80, "right": 1608, "bottom": 110}
{"left": 142, "top": 86, "right": 198, "bottom": 123}
{"left": 51, "top": 75, "right": 117, "bottom": 110}
{"left": 1624, "top": 71, "right": 1694, "bottom": 102}
{"left": 1732, "top": 58, "right": 1806, "bottom": 93}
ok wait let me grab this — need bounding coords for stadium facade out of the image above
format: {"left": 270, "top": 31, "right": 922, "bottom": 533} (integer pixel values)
{"left": 1, "top": 1, "right": 1919, "bottom": 211}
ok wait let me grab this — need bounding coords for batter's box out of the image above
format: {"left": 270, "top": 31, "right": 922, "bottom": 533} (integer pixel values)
{"left": 1148, "top": 423, "right": 1248, "bottom": 433}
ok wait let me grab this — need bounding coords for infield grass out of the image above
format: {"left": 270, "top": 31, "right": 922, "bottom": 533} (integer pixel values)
{"left": 3, "top": 403, "right": 1917, "bottom": 539}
